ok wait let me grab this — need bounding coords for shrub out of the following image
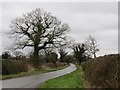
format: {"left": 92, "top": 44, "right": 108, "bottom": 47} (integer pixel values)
{"left": 2, "top": 60, "right": 29, "bottom": 75}
{"left": 2, "top": 60, "right": 19, "bottom": 75}
{"left": 13, "top": 61, "right": 28, "bottom": 72}
{"left": 2, "top": 51, "right": 11, "bottom": 59}
{"left": 48, "top": 52, "right": 58, "bottom": 66}
{"left": 82, "top": 54, "right": 119, "bottom": 88}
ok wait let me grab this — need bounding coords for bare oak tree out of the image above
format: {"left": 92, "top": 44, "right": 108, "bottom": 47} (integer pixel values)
{"left": 85, "top": 35, "right": 99, "bottom": 58}
{"left": 9, "top": 8, "right": 70, "bottom": 67}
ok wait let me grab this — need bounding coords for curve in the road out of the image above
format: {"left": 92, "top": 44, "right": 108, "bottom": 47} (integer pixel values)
{"left": 2, "top": 63, "right": 77, "bottom": 88}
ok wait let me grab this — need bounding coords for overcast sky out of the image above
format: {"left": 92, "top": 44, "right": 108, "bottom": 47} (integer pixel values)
{"left": 0, "top": 2, "right": 118, "bottom": 56}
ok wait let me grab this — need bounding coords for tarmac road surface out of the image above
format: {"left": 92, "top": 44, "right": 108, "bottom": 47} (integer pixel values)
{"left": 2, "top": 63, "right": 77, "bottom": 89}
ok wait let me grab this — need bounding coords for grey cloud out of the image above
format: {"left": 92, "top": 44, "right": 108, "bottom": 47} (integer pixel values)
{"left": 1, "top": 2, "right": 118, "bottom": 56}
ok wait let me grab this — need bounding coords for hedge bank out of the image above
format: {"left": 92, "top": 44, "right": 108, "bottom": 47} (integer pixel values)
{"left": 82, "top": 54, "right": 119, "bottom": 88}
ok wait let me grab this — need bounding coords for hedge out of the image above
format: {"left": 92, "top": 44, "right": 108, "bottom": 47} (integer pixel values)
{"left": 2, "top": 60, "right": 28, "bottom": 75}
{"left": 82, "top": 54, "right": 119, "bottom": 88}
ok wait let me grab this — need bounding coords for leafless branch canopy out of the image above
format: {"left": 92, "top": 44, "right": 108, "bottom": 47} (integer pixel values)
{"left": 9, "top": 8, "right": 70, "bottom": 50}
{"left": 85, "top": 35, "right": 99, "bottom": 58}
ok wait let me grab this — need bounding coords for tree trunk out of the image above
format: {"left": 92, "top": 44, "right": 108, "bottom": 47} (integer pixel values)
{"left": 32, "top": 44, "right": 40, "bottom": 68}
{"left": 93, "top": 52, "right": 96, "bottom": 58}
{"left": 79, "top": 60, "right": 81, "bottom": 65}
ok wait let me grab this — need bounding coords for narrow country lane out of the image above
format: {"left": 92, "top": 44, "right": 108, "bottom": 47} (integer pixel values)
{"left": 2, "top": 63, "right": 77, "bottom": 89}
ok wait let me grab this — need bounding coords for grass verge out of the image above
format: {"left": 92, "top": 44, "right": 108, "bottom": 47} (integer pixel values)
{"left": 39, "top": 65, "right": 85, "bottom": 88}
{"left": 1, "top": 64, "right": 69, "bottom": 80}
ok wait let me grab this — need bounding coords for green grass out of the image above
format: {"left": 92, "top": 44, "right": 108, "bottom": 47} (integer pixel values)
{"left": 39, "top": 65, "right": 85, "bottom": 88}
{"left": 2, "top": 65, "right": 69, "bottom": 80}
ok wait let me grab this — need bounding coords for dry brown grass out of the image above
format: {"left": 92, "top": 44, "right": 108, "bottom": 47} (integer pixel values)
{"left": 41, "top": 62, "right": 67, "bottom": 68}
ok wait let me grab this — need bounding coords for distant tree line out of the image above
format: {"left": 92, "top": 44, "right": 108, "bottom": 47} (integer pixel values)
{"left": 2, "top": 51, "right": 26, "bottom": 60}
{"left": 2, "top": 35, "right": 99, "bottom": 66}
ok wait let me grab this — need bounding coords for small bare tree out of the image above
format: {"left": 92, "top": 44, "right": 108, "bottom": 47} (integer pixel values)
{"left": 9, "top": 8, "right": 70, "bottom": 67}
{"left": 85, "top": 35, "right": 99, "bottom": 58}
{"left": 48, "top": 52, "right": 58, "bottom": 67}
{"left": 59, "top": 48, "right": 68, "bottom": 62}
{"left": 73, "top": 43, "right": 88, "bottom": 65}
{"left": 42, "top": 47, "right": 53, "bottom": 63}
